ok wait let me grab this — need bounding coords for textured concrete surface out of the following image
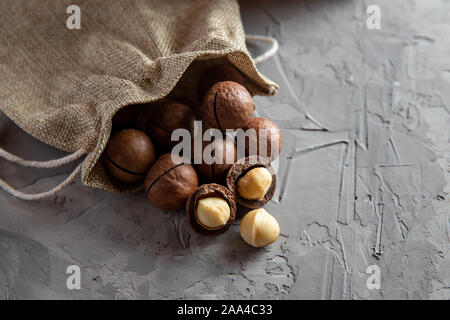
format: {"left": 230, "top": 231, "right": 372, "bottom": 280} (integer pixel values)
{"left": 0, "top": 0, "right": 449, "bottom": 299}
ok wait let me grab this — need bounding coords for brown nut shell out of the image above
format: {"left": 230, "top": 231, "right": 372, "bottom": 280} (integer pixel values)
{"left": 244, "top": 117, "right": 282, "bottom": 160}
{"left": 145, "top": 101, "right": 196, "bottom": 150}
{"left": 145, "top": 153, "right": 198, "bottom": 211}
{"left": 194, "top": 136, "right": 237, "bottom": 183}
{"left": 103, "top": 129, "right": 156, "bottom": 184}
{"left": 226, "top": 156, "right": 276, "bottom": 209}
{"left": 201, "top": 81, "right": 254, "bottom": 131}
{"left": 197, "top": 65, "right": 245, "bottom": 100}
{"left": 186, "top": 183, "right": 236, "bottom": 236}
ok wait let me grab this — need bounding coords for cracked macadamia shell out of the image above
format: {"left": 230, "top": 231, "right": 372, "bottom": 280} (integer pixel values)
{"left": 226, "top": 156, "right": 277, "bottom": 209}
{"left": 201, "top": 81, "right": 254, "bottom": 131}
{"left": 145, "top": 153, "right": 198, "bottom": 211}
{"left": 186, "top": 183, "right": 236, "bottom": 236}
{"left": 103, "top": 129, "right": 156, "bottom": 184}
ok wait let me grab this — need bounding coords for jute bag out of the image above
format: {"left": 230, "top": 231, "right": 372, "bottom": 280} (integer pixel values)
{"left": 0, "top": 0, "right": 278, "bottom": 199}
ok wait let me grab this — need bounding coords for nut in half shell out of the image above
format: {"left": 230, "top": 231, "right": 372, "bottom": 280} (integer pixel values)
{"left": 145, "top": 153, "right": 198, "bottom": 211}
{"left": 226, "top": 156, "right": 276, "bottom": 209}
{"left": 186, "top": 183, "right": 236, "bottom": 236}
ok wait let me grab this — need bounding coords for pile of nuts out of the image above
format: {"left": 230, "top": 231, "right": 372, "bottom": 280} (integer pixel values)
{"left": 102, "top": 64, "right": 282, "bottom": 248}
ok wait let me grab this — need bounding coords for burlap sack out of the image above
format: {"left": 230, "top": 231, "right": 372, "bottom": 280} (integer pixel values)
{"left": 0, "top": 0, "right": 277, "bottom": 195}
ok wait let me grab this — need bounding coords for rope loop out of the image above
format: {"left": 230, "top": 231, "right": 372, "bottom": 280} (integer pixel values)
{"left": 245, "top": 34, "right": 279, "bottom": 64}
{"left": 0, "top": 146, "right": 85, "bottom": 200}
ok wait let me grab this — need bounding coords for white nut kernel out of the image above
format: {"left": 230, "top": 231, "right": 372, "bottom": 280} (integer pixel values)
{"left": 196, "top": 197, "right": 230, "bottom": 229}
{"left": 240, "top": 208, "right": 280, "bottom": 248}
{"left": 236, "top": 167, "right": 272, "bottom": 200}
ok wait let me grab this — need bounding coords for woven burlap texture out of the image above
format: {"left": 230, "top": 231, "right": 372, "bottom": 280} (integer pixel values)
{"left": 0, "top": 0, "right": 278, "bottom": 193}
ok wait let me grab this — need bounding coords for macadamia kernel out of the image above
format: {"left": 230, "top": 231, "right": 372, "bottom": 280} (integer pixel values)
{"left": 196, "top": 197, "right": 230, "bottom": 229}
{"left": 237, "top": 167, "right": 272, "bottom": 200}
{"left": 240, "top": 208, "right": 280, "bottom": 248}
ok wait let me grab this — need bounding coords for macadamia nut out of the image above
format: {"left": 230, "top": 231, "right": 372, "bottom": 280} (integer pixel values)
{"left": 103, "top": 129, "right": 156, "bottom": 184}
{"left": 240, "top": 208, "right": 280, "bottom": 248}
{"left": 145, "top": 153, "right": 198, "bottom": 211}
{"left": 201, "top": 81, "right": 254, "bottom": 130}
{"left": 187, "top": 183, "right": 236, "bottom": 236}
{"left": 196, "top": 197, "right": 230, "bottom": 229}
{"left": 237, "top": 167, "right": 272, "bottom": 200}
{"left": 244, "top": 117, "right": 282, "bottom": 160}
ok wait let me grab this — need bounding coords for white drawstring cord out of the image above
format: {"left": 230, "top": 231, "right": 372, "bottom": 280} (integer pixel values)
{"left": 245, "top": 35, "right": 279, "bottom": 64}
{"left": 0, "top": 163, "right": 83, "bottom": 200}
{"left": 0, "top": 144, "right": 85, "bottom": 200}
{"left": 0, "top": 148, "right": 85, "bottom": 168}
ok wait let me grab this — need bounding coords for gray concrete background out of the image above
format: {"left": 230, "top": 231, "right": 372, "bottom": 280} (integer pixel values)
{"left": 0, "top": 0, "right": 449, "bottom": 299}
